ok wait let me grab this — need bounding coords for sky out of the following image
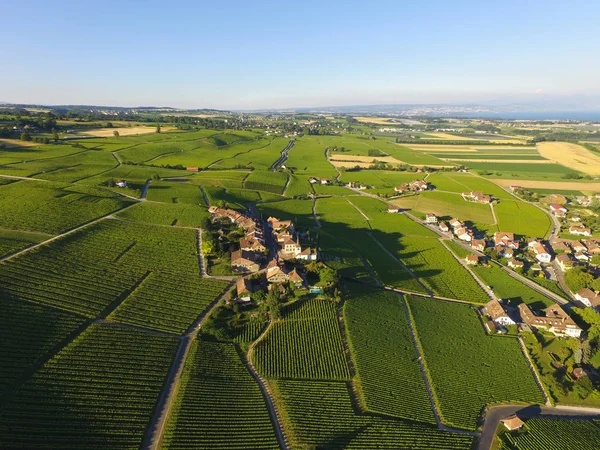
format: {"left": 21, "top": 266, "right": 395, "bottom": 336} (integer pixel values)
{"left": 1, "top": 0, "right": 600, "bottom": 110}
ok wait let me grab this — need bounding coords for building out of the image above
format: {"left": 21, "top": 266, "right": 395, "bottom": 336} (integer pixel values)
{"left": 496, "top": 245, "right": 514, "bottom": 258}
{"left": 531, "top": 242, "right": 552, "bottom": 263}
{"left": 425, "top": 213, "right": 438, "bottom": 224}
{"left": 575, "top": 251, "right": 590, "bottom": 262}
{"left": 439, "top": 222, "right": 450, "bottom": 232}
{"left": 297, "top": 247, "right": 318, "bottom": 261}
{"left": 472, "top": 239, "right": 486, "bottom": 252}
{"left": 394, "top": 185, "right": 407, "bottom": 193}
{"left": 573, "top": 367, "right": 589, "bottom": 380}
{"left": 569, "top": 225, "right": 592, "bottom": 236}
{"left": 115, "top": 179, "right": 127, "bottom": 188}
{"left": 508, "top": 185, "right": 523, "bottom": 192}
{"left": 236, "top": 278, "right": 254, "bottom": 302}
{"left": 288, "top": 268, "right": 307, "bottom": 289}
{"left": 266, "top": 261, "right": 289, "bottom": 283}
{"left": 309, "top": 177, "right": 318, "bottom": 184}
{"left": 584, "top": 240, "right": 600, "bottom": 254}
{"left": 410, "top": 180, "right": 429, "bottom": 191}
{"left": 186, "top": 166, "right": 199, "bottom": 172}
{"left": 462, "top": 191, "right": 492, "bottom": 204}
{"left": 268, "top": 217, "right": 294, "bottom": 233}
{"left": 550, "top": 239, "right": 571, "bottom": 253}
{"left": 456, "top": 228, "right": 473, "bottom": 242}
{"left": 231, "top": 250, "right": 260, "bottom": 273}
{"left": 495, "top": 232, "right": 519, "bottom": 249}
{"left": 501, "top": 415, "right": 526, "bottom": 431}
{"left": 388, "top": 205, "right": 400, "bottom": 213}
{"left": 481, "top": 299, "right": 516, "bottom": 326}
{"left": 518, "top": 303, "right": 582, "bottom": 338}
{"left": 575, "top": 288, "right": 600, "bottom": 309}
{"left": 550, "top": 203, "right": 568, "bottom": 215}
{"left": 544, "top": 194, "right": 567, "bottom": 205}
{"left": 320, "top": 178, "right": 329, "bottom": 185}
{"left": 281, "top": 237, "right": 302, "bottom": 257}
{"left": 465, "top": 255, "right": 479, "bottom": 265}
{"left": 556, "top": 253, "right": 575, "bottom": 271}
{"left": 507, "top": 258, "right": 524, "bottom": 269}
{"left": 449, "top": 218, "right": 463, "bottom": 228}
{"left": 240, "top": 238, "right": 266, "bottom": 253}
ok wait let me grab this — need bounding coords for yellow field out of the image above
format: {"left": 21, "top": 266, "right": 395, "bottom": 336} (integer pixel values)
{"left": 78, "top": 126, "right": 175, "bottom": 137}
{"left": 328, "top": 154, "right": 404, "bottom": 164}
{"left": 537, "top": 142, "right": 600, "bottom": 176}
{"left": 493, "top": 179, "right": 600, "bottom": 194}
{"left": 353, "top": 116, "right": 394, "bottom": 124}
{"left": 427, "top": 132, "right": 478, "bottom": 140}
{"left": 404, "top": 144, "right": 477, "bottom": 152}
{"left": 0, "top": 138, "right": 39, "bottom": 148}
{"left": 440, "top": 158, "right": 553, "bottom": 164}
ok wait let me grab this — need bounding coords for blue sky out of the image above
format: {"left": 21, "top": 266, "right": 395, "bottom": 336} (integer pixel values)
{"left": 1, "top": 0, "right": 599, "bottom": 109}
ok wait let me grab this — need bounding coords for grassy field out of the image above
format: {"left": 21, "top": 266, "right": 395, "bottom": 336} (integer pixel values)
{"left": 494, "top": 200, "right": 553, "bottom": 238}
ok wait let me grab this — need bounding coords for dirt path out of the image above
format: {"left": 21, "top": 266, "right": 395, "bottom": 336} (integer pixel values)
{"left": 312, "top": 198, "right": 322, "bottom": 228}
{"left": 0, "top": 174, "right": 48, "bottom": 182}
{"left": 345, "top": 196, "right": 370, "bottom": 221}
{"left": 246, "top": 321, "right": 289, "bottom": 450}
{"left": 489, "top": 203, "right": 498, "bottom": 226}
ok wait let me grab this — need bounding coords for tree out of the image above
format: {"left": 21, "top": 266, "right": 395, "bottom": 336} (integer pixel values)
{"left": 20, "top": 131, "right": 32, "bottom": 141}
{"left": 564, "top": 267, "right": 594, "bottom": 293}
{"left": 106, "top": 122, "right": 113, "bottom": 128}
{"left": 113, "top": 130, "right": 120, "bottom": 138}
{"left": 156, "top": 124, "right": 161, "bottom": 134}
{"left": 591, "top": 255, "right": 600, "bottom": 266}
{"left": 266, "top": 289, "right": 282, "bottom": 320}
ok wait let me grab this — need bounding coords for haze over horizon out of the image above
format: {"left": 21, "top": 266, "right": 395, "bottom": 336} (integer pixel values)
{"left": 2, "top": 0, "right": 599, "bottom": 111}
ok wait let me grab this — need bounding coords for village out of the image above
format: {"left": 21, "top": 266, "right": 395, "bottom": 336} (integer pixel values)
{"left": 207, "top": 205, "right": 330, "bottom": 305}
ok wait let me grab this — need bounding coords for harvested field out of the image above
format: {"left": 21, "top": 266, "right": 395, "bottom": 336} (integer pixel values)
{"left": 328, "top": 154, "right": 404, "bottom": 164}
{"left": 441, "top": 158, "right": 553, "bottom": 164}
{"left": 537, "top": 142, "right": 600, "bottom": 175}
{"left": 329, "top": 160, "right": 454, "bottom": 169}
{"left": 0, "top": 139, "right": 39, "bottom": 148}
{"left": 493, "top": 179, "right": 600, "bottom": 193}
{"left": 353, "top": 116, "right": 394, "bottom": 124}
{"left": 78, "top": 126, "right": 176, "bottom": 137}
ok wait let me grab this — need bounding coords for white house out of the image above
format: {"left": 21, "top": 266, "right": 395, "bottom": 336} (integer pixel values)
{"left": 531, "top": 242, "right": 552, "bottom": 263}
{"left": 575, "top": 289, "right": 600, "bottom": 309}
{"left": 425, "top": 213, "right": 438, "bottom": 224}
{"left": 482, "top": 299, "right": 516, "bottom": 327}
{"left": 115, "top": 179, "right": 127, "bottom": 188}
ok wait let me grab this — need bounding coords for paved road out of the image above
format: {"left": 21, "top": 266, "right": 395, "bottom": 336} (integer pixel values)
{"left": 479, "top": 404, "right": 600, "bottom": 450}
{"left": 141, "top": 179, "right": 151, "bottom": 199}
{"left": 271, "top": 139, "right": 294, "bottom": 171}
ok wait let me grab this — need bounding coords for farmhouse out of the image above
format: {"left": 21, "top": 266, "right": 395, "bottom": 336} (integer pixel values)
{"left": 186, "top": 166, "right": 199, "bottom": 172}
{"left": 481, "top": 299, "right": 516, "bottom": 327}
{"left": 288, "top": 268, "right": 307, "bottom": 289}
{"left": 501, "top": 415, "right": 525, "bottom": 431}
{"left": 456, "top": 228, "right": 473, "bottom": 242}
{"left": 115, "top": 179, "right": 127, "bottom": 188}
{"left": 387, "top": 205, "right": 400, "bottom": 213}
{"left": 494, "top": 232, "right": 519, "bottom": 249}
{"left": 309, "top": 177, "right": 318, "bottom": 184}
{"left": 231, "top": 250, "right": 260, "bottom": 273}
{"left": 508, "top": 185, "right": 523, "bottom": 192}
{"left": 472, "top": 239, "right": 486, "bottom": 252}
{"left": 439, "top": 222, "right": 450, "bottom": 232}
{"left": 465, "top": 255, "right": 479, "bottom": 265}
{"left": 462, "top": 191, "right": 492, "bottom": 204}
{"left": 425, "top": 213, "right": 438, "bottom": 224}
{"left": 575, "top": 288, "right": 600, "bottom": 309}
{"left": 410, "top": 180, "right": 429, "bottom": 191}
{"left": 573, "top": 367, "right": 589, "bottom": 380}
{"left": 394, "top": 185, "right": 407, "bottom": 193}
{"left": 518, "top": 303, "right": 582, "bottom": 338}
{"left": 320, "top": 178, "right": 329, "bottom": 185}
{"left": 556, "top": 253, "right": 575, "bottom": 271}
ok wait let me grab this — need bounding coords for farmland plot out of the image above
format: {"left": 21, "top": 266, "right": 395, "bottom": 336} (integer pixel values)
{"left": 254, "top": 299, "right": 350, "bottom": 380}
{"left": 343, "top": 287, "right": 435, "bottom": 423}
{"left": 0, "top": 324, "right": 179, "bottom": 449}
{"left": 117, "top": 202, "right": 210, "bottom": 227}
{"left": 407, "top": 296, "right": 545, "bottom": 430}
{"left": 501, "top": 417, "right": 600, "bottom": 449}
{"left": 163, "top": 339, "right": 279, "bottom": 449}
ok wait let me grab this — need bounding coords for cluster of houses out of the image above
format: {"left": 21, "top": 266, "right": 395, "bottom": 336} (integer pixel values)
{"left": 394, "top": 179, "right": 430, "bottom": 194}
{"left": 346, "top": 181, "right": 369, "bottom": 190}
{"left": 266, "top": 217, "right": 318, "bottom": 261}
{"left": 461, "top": 190, "right": 492, "bottom": 204}
{"left": 550, "top": 237, "right": 600, "bottom": 271}
{"left": 548, "top": 201, "right": 593, "bottom": 236}
{"left": 481, "top": 298, "right": 582, "bottom": 338}
{"left": 438, "top": 217, "right": 475, "bottom": 242}
{"left": 208, "top": 206, "right": 265, "bottom": 273}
